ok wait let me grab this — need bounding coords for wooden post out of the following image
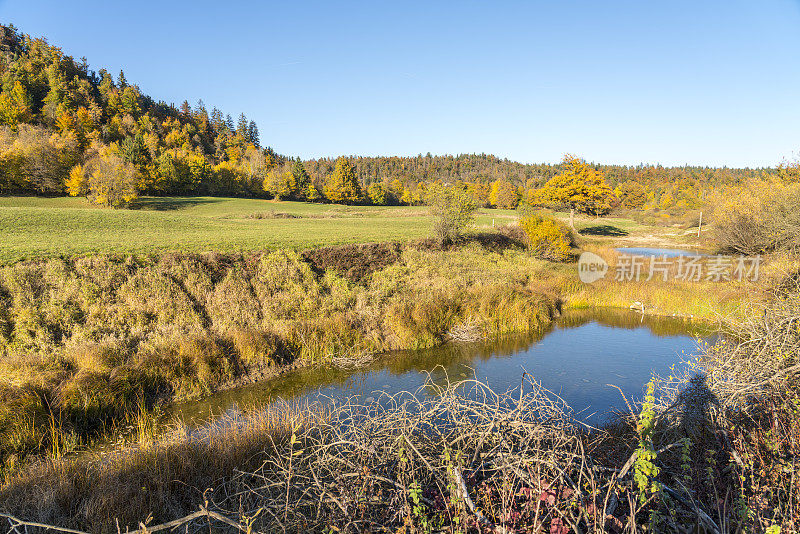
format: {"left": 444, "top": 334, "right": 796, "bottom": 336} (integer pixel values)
{"left": 697, "top": 211, "right": 702, "bottom": 237}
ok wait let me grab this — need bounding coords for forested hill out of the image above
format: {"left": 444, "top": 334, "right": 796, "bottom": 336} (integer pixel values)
{"left": 302, "top": 154, "right": 771, "bottom": 191}
{"left": 0, "top": 22, "right": 774, "bottom": 208}
{"left": 0, "top": 23, "right": 281, "bottom": 199}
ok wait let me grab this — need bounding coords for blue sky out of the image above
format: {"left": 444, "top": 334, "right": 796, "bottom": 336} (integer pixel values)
{"left": 1, "top": 0, "right": 798, "bottom": 167}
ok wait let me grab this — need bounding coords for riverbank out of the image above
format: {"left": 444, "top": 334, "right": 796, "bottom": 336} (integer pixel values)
{"left": 1, "top": 230, "right": 793, "bottom": 531}
{"left": 0, "top": 235, "right": 560, "bottom": 466}
{"left": 0, "top": 232, "right": 768, "bottom": 465}
{"left": 2, "top": 279, "right": 797, "bottom": 532}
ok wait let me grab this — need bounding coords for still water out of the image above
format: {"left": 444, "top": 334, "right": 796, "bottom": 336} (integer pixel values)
{"left": 615, "top": 247, "right": 706, "bottom": 258}
{"left": 172, "top": 309, "right": 711, "bottom": 425}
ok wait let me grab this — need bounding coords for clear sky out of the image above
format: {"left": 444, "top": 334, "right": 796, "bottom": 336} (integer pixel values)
{"left": 1, "top": 0, "right": 798, "bottom": 167}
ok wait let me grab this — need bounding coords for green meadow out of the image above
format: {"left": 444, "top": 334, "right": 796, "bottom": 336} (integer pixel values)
{"left": 0, "top": 195, "right": 691, "bottom": 264}
{"left": 0, "top": 196, "right": 521, "bottom": 263}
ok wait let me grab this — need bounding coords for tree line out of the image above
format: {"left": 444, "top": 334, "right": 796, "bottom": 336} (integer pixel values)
{"left": 0, "top": 23, "right": 777, "bottom": 210}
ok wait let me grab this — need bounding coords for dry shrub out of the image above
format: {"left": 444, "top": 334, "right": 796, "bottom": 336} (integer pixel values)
{"left": 229, "top": 328, "right": 286, "bottom": 369}
{"left": 519, "top": 213, "right": 577, "bottom": 262}
{"left": 650, "top": 276, "right": 800, "bottom": 532}
{"left": 384, "top": 291, "right": 461, "bottom": 349}
{"left": 0, "top": 402, "right": 321, "bottom": 531}
{"left": 712, "top": 179, "right": 800, "bottom": 255}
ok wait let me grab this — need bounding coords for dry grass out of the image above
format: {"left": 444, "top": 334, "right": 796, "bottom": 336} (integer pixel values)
{"left": 2, "top": 270, "right": 799, "bottom": 532}
{"left": 0, "top": 242, "right": 559, "bottom": 465}
{"left": 563, "top": 245, "right": 779, "bottom": 320}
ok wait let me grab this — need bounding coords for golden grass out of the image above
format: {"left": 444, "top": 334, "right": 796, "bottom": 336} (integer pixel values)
{"left": 0, "top": 401, "right": 324, "bottom": 530}
{"left": 0, "top": 242, "right": 559, "bottom": 464}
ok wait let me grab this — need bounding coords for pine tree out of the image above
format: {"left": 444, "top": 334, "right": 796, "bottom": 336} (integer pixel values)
{"left": 247, "top": 120, "right": 259, "bottom": 147}
{"left": 291, "top": 158, "right": 310, "bottom": 195}
{"left": 236, "top": 113, "right": 248, "bottom": 139}
{"left": 118, "top": 69, "right": 127, "bottom": 88}
{"left": 225, "top": 114, "right": 235, "bottom": 131}
{"left": 210, "top": 108, "right": 223, "bottom": 132}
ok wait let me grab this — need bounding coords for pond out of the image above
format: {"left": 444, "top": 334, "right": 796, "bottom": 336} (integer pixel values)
{"left": 615, "top": 247, "right": 706, "bottom": 258}
{"left": 172, "top": 309, "right": 713, "bottom": 426}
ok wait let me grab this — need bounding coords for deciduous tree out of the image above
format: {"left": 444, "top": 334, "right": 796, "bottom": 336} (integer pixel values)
{"left": 324, "top": 157, "right": 361, "bottom": 204}
{"left": 535, "top": 155, "right": 616, "bottom": 229}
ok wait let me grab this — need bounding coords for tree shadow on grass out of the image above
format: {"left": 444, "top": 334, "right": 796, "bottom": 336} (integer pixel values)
{"left": 578, "top": 224, "right": 629, "bottom": 237}
{"left": 128, "top": 197, "right": 225, "bottom": 211}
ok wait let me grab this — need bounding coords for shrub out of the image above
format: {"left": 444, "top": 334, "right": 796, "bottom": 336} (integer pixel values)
{"left": 230, "top": 328, "right": 286, "bottom": 369}
{"left": 712, "top": 179, "right": 800, "bottom": 255}
{"left": 427, "top": 184, "right": 477, "bottom": 245}
{"left": 518, "top": 213, "right": 577, "bottom": 262}
{"left": 75, "top": 142, "right": 140, "bottom": 208}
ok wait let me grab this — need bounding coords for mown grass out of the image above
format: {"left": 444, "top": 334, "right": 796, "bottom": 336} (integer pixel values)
{"left": 0, "top": 195, "right": 694, "bottom": 264}
{"left": 0, "top": 196, "right": 517, "bottom": 264}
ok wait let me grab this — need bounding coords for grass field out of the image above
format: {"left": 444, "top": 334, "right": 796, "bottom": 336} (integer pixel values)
{"left": 0, "top": 195, "right": 700, "bottom": 263}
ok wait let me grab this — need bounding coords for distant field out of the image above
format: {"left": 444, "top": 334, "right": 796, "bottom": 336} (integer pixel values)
{"left": 0, "top": 196, "right": 521, "bottom": 263}
{"left": 0, "top": 196, "right": 697, "bottom": 263}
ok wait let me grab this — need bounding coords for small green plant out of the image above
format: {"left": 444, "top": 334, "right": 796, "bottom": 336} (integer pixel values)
{"left": 679, "top": 437, "right": 692, "bottom": 487}
{"left": 408, "top": 481, "right": 430, "bottom": 532}
{"left": 634, "top": 380, "right": 661, "bottom": 503}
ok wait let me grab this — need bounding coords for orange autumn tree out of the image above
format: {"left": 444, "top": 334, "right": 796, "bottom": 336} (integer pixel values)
{"left": 535, "top": 154, "right": 616, "bottom": 229}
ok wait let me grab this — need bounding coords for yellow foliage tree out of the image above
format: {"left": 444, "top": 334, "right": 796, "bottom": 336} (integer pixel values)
{"left": 324, "top": 157, "right": 361, "bottom": 204}
{"left": 263, "top": 168, "right": 297, "bottom": 199}
{"left": 0, "top": 81, "right": 31, "bottom": 128}
{"left": 519, "top": 213, "right": 576, "bottom": 262}
{"left": 83, "top": 143, "right": 139, "bottom": 207}
{"left": 535, "top": 154, "right": 616, "bottom": 229}
{"left": 65, "top": 164, "right": 87, "bottom": 196}
{"left": 489, "top": 179, "right": 518, "bottom": 209}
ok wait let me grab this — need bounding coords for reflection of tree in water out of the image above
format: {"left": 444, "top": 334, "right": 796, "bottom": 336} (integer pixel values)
{"left": 381, "top": 326, "right": 554, "bottom": 394}
{"left": 557, "top": 308, "right": 714, "bottom": 338}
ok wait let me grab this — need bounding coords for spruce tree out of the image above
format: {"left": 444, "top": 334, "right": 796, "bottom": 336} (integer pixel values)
{"left": 247, "top": 120, "right": 259, "bottom": 147}
{"left": 236, "top": 113, "right": 248, "bottom": 138}
{"left": 291, "top": 158, "right": 310, "bottom": 195}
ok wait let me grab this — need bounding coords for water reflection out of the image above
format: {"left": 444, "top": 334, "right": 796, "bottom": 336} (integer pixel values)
{"left": 615, "top": 247, "right": 706, "bottom": 258}
{"left": 171, "top": 309, "right": 712, "bottom": 425}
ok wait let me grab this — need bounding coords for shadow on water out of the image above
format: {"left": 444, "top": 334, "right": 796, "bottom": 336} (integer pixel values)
{"left": 128, "top": 196, "right": 225, "bottom": 211}
{"left": 170, "top": 309, "right": 714, "bottom": 426}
